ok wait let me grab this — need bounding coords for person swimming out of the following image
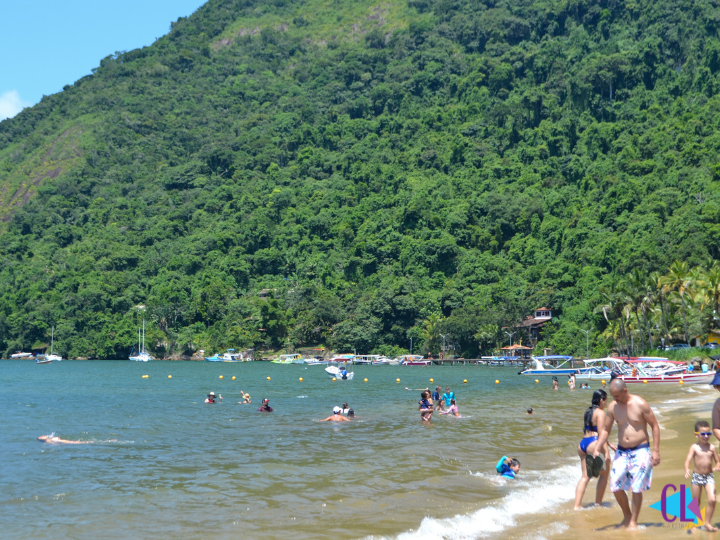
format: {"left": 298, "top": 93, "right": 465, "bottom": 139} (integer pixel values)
{"left": 527, "top": 408, "right": 533, "bottom": 415}
{"left": 205, "top": 392, "right": 217, "bottom": 403}
{"left": 496, "top": 456, "right": 521, "bottom": 479}
{"left": 258, "top": 399, "right": 273, "bottom": 412}
{"left": 440, "top": 398, "right": 461, "bottom": 417}
{"left": 418, "top": 391, "right": 433, "bottom": 421}
{"left": 320, "top": 406, "right": 351, "bottom": 422}
{"left": 38, "top": 434, "right": 90, "bottom": 444}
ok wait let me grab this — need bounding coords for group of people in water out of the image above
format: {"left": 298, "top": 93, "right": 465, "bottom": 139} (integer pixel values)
{"left": 417, "top": 385, "right": 461, "bottom": 421}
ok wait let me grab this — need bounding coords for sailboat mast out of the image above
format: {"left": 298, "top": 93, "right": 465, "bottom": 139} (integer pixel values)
{"left": 50, "top": 326, "right": 54, "bottom": 355}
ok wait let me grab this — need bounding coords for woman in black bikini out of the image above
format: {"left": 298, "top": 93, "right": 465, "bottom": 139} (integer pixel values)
{"left": 574, "top": 389, "right": 614, "bottom": 509}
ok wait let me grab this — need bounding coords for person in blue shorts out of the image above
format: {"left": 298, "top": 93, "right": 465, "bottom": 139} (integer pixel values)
{"left": 496, "top": 456, "right": 521, "bottom": 478}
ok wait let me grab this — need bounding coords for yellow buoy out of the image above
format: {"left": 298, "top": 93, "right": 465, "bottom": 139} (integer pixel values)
{"left": 643, "top": 380, "right": 648, "bottom": 384}
{"left": 495, "top": 380, "right": 500, "bottom": 384}
{"left": 463, "top": 379, "right": 468, "bottom": 383}
{"left": 364, "top": 378, "right": 368, "bottom": 382}
{"left": 332, "top": 377, "right": 337, "bottom": 381}
{"left": 535, "top": 379, "right": 539, "bottom": 383}
{"left": 168, "top": 375, "right": 172, "bottom": 379}
{"left": 219, "top": 375, "right": 223, "bottom": 379}
{"left": 142, "top": 375, "right": 149, "bottom": 378}
{"left": 232, "top": 376, "right": 236, "bottom": 380}
{"left": 267, "top": 377, "right": 271, "bottom": 380}
{"left": 299, "top": 377, "right": 303, "bottom": 382}
{"left": 679, "top": 380, "right": 684, "bottom": 385}
{"left": 430, "top": 378, "right": 434, "bottom": 383}
{"left": 396, "top": 378, "right": 401, "bottom": 383}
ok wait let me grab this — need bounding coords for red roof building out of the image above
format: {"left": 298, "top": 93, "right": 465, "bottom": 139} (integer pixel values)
{"left": 516, "top": 308, "right": 552, "bottom": 345}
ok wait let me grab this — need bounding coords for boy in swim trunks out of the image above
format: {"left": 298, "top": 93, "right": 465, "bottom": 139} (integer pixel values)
{"left": 684, "top": 420, "right": 720, "bottom": 531}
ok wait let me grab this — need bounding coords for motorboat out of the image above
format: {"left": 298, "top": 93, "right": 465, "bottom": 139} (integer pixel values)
{"left": 129, "top": 320, "right": 153, "bottom": 362}
{"left": 305, "top": 358, "right": 328, "bottom": 366}
{"left": 619, "top": 358, "right": 713, "bottom": 384}
{"left": 325, "top": 365, "right": 354, "bottom": 380}
{"left": 10, "top": 351, "right": 34, "bottom": 359}
{"left": 329, "top": 354, "right": 355, "bottom": 365}
{"left": 35, "top": 356, "right": 52, "bottom": 364}
{"left": 575, "top": 358, "right": 628, "bottom": 381}
{"left": 398, "top": 355, "right": 431, "bottom": 366}
{"left": 372, "top": 356, "right": 396, "bottom": 365}
{"left": 518, "top": 356, "right": 575, "bottom": 376}
{"left": 206, "top": 349, "right": 250, "bottom": 362}
{"left": 353, "top": 354, "right": 377, "bottom": 365}
{"left": 46, "top": 327, "right": 62, "bottom": 361}
{"left": 272, "top": 353, "right": 306, "bottom": 364}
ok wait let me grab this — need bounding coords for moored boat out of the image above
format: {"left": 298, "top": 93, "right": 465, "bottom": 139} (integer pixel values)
{"left": 518, "top": 356, "right": 575, "bottom": 376}
{"left": 272, "top": 353, "right": 306, "bottom": 364}
{"left": 35, "top": 356, "right": 52, "bottom": 364}
{"left": 10, "top": 352, "right": 34, "bottom": 359}
{"left": 129, "top": 320, "right": 153, "bottom": 362}
{"left": 325, "top": 365, "right": 354, "bottom": 380}
{"left": 398, "top": 355, "right": 431, "bottom": 366}
{"left": 47, "top": 328, "right": 62, "bottom": 361}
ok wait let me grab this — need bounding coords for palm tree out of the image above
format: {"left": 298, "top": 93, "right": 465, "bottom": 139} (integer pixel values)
{"left": 660, "top": 260, "right": 693, "bottom": 344}
{"left": 625, "top": 269, "right": 647, "bottom": 352}
{"left": 700, "top": 264, "right": 720, "bottom": 327}
{"left": 596, "top": 279, "right": 631, "bottom": 357}
{"left": 421, "top": 313, "right": 444, "bottom": 354}
{"left": 648, "top": 271, "right": 670, "bottom": 345}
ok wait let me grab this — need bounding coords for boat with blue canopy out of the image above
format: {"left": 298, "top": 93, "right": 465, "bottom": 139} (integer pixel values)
{"left": 518, "top": 356, "right": 575, "bottom": 376}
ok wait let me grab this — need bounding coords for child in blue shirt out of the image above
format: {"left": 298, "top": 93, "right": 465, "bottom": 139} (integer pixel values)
{"left": 496, "top": 456, "right": 521, "bottom": 479}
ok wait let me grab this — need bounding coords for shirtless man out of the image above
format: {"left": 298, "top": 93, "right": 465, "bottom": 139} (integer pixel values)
{"left": 38, "top": 435, "right": 90, "bottom": 444}
{"left": 594, "top": 379, "right": 661, "bottom": 530}
{"left": 320, "top": 407, "right": 351, "bottom": 422}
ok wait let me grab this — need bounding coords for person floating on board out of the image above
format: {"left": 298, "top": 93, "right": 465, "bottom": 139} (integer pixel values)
{"left": 684, "top": 420, "right": 720, "bottom": 532}
{"left": 496, "top": 456, "right": 521, "bottom": 479}
{"left": 205, "top": 392, "right": 217, "bottom": 404}
{"left": 320, "top": 406, "right": 351, "bottom": 422}
{"left": 258, "top": 399, "right": 273, "bottom": 412}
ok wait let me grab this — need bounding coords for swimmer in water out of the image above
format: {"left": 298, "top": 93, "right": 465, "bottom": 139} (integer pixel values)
{"left": 258, "top": 399, "right": 273, "bottom": 412}
{"left": 239, "top": 391, "right": 251, "bottom": 404}
{"left": 552, "top": 377, "right": 559, "bottom": 390}
{"left": 496, "top": 456, "right": 521, "bottom": 479}
{"left": 432, "top": 386, "right": 444, "bottom": 412}
{"left": 527, "top": 408, "right": 533, "bottom": 415}
{"left": 205, "top": 392, "right": 218, "bottom": 403}
{"left": 440, "top": 398, "right": 462, "bottom": 417}
{"left": 320, "top": 406, "right": 351, "bottom": 422}
{"left": 419, "top": 391, "right": 433, "bottom": 421}
{"left": 38, "top": 435, "right": 90, "bottom": 444}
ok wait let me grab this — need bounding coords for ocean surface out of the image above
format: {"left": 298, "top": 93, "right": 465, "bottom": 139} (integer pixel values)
{"left": 0, "top": 360, "right": 705, "bottom": 539}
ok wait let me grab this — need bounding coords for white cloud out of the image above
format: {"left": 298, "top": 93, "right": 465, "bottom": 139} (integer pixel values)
{"left": 0, "top": 90, "right": 31, "bottom": 121}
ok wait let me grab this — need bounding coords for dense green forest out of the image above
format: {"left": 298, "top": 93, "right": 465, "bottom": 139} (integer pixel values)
{"left": 3, "top": 0, "right": 720, "bottom": 359}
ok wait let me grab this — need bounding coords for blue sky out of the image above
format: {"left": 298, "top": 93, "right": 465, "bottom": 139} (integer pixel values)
{"left": 0, "top": 0, "right": 206, "bottom": 121}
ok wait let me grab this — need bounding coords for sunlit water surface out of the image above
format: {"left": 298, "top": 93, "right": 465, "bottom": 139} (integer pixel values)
{"left": 0, "top": 360, "right": 690, "bottom": 539}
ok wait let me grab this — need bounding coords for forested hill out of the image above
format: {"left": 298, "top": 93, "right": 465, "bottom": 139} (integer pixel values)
{"left": 2, "top": 0, "right": 720, "bottom": 359}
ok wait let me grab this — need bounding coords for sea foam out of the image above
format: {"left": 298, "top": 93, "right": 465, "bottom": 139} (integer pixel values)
{"left": 366, "top": 464, "right": 577, "bottom": 540}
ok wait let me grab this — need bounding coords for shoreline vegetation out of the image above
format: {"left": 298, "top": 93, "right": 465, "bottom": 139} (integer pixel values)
{"left": 4, "top": 0, "right": 720, "bottom": 361}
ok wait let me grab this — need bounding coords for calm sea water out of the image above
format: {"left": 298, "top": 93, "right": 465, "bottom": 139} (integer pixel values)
{"left": 0, "top": 360, "right": 683, "bottom": 539}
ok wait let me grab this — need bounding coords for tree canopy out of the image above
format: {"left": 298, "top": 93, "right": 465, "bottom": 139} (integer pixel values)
{"left": 2, "top": 0, "right": 720, "bottom": 359}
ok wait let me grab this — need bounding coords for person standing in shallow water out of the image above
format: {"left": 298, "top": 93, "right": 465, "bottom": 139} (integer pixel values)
{"left": 574, "top": 389, "right": 614, "bottom": 510}
{"left": 594, "top": 379, "right": 661, "bottom": 530}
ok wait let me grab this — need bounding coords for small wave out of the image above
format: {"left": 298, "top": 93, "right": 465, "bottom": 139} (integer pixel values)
{"left": 297, "top": 395, "right": 308, "bottom": 398}
{"left": 366, "top": 465, "right": 577, "bottom": 540}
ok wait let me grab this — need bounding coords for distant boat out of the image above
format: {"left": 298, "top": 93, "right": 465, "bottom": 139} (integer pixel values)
{"left": 10, "top": 352, "right": 34, "bottom": 359}
{"left": 398, "top": 355, "right": 431, "bottom": 366}
{"left": 325, "top": 365, "right": 354, "bottom": 380}
{"left": 328, "top": 354, "right": 355, "bottom": 365}
{"left": 35, "top": 356, "right": 52, "bottom": 364}
{"left": 205, "top": 349, "right": 249, "bottom": 362}
{"left": 518, "top": 356, "right": 575, "bottom": 376}
{"left": 129, "top": 320, "right": 153, "bottom": 362}
{"left": 272, "top": 354, "right": 306, "bottom": 364}
{"left": 46, "top": 326, "right": 62, "bottom": 362}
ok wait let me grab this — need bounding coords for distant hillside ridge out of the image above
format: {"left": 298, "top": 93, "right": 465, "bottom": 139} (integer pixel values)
{"left": 2, "top": 0, "right": 720, "bottom": 359}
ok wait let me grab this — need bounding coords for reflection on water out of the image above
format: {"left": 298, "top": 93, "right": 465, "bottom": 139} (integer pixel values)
{"left": 0, "top": 360, "right": 702, "bottom": 539}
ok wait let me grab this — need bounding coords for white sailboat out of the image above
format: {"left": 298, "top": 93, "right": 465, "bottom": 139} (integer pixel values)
{"left": 46, "top": 326, "right": 62, "bottom": 361}
{"left": 129, "top": 320, "right": 153, "bottom": 362}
